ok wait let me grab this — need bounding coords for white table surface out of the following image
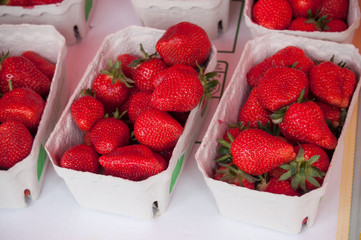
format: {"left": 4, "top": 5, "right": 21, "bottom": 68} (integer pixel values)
{"left": 0, "top": 1, "right": 357, "bottom": 239}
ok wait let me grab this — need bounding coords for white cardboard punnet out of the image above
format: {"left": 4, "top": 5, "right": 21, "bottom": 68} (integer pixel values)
{"left": 130, "top": 0, "right": 230, "bottom": 39}
{"left": 45, "top": 25, "right": 217, "bottom": 219}
{"left": 195, "top": 33, "right": 361, "bottom": 233}
{"left": 0, "top": 24, "right": 68, "bottom": 208}
{"left": 0, "top": 0, "right": 96, "bottom": 45}
{"left": 244, "top": 0, "right": 361, "bottom": 43}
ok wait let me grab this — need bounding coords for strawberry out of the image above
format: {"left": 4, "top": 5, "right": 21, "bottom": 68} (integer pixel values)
{"left": 151, "top": 64, "right": 218, "bottom": 112}
{"left": 287, "top": 0, "right": 322, "bottom": 18}
{"left": 168, "top": 111, "right": 190, "bottom": 127}
{"left": 0, "top": 121, "right": 33, "bottom": 169}
{"left": 288, "top": 17, "right": 320, "bottom": 31}
{"left": 128, "top": 92, "right": 154, "bottom": 123}
{"left": 237, "top": 87, "right": 271, "bottom": 128}
{"left": 99, "top": 144, "right": 168, "bottom": 181}
{"left": 260, "top": 177, "right": 301, "bottom": 196}
{"left": 320, "top": 0, "right": 349, "bottom": 21}
{"left": 222, "top": 123, "right": 245, "bottom": 143}
{"left": 91, "top": 59, "right": 133, "bottom": 114}
{"left": 134, "top": 109, "right": 183, "bottom": 152}
{"left": 277, "top": 101, "right": 338, "bottom": 150}
{"left": 0, "top": 85, "right": 45, "bottom": 133}
{"left": 60, "top": 144, "right": 99, "bottom": 173}
{"left": 130, "top": 45, "right": 168, "bottom": 92}
{"left": 316, "top": 100, "right": 342, "bottom": 127}
{"left": 309, "top": 60, "right": 356, "bottom": 108}
{"left": 213, "top": 163, "right": 255, "bottom": 189}
{"left": 21, "top": 50, "right": 55, "bottom": 80}
{"left": 156, "top": 22, "right": 211, "bottom": 68}
{"left": 230, "top": 128, "right": 296, "bottom": 175}
{"left": 252, "top": 0, "right": 293, "bottom": 30}
{"left": 256, "top": 67, "right": 309, "bottom": 112}
{"left": 279, "top": 144, "right": 330, "bottom": 192}
{"left": 323, "top": 19, "right": 348, "bottom": 32}
{"left": 117, "top": 53, "right": 138, "bottom": 79}
{"left": 246, "top": 46, "right": 314, "bottom": 88}
{"left": 89, "top": 116, "right": 130, "bottom": 155}
{"left": 0, "top": 0, "right": 28, "bottom": 5}
{"left": 118, "top": 86, "right": 142, "bottom": 114}
{"left": 70, "top": 90, "right": 105, "bottom": 132}
{"left": 0, "top": 53, "right": 51, "bottom": 98}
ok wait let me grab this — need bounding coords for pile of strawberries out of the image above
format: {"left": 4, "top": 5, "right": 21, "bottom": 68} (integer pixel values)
{"left": 252, "top": 0, "right": 349, "bottom": 32}
{"left": 0, "top": 0, "right": 63, "bottom": 6}
{"left": 0, "top": 50, "right": 55, "bottom": 169}
{"left": 61, "top": 22, "right": 218, "bottom": 181}
{"left": 214, "top": 46, "right": 357, "bottom": 196}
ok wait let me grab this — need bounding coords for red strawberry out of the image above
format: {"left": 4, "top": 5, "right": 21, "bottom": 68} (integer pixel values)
{"left": 151, "top": 64, "right": 205, "bottom": 112}
{"left": 237, "top": 87, "right": 271, "bottom": 128}
{"left": 21, "top": 50, "right": 55, "bottom": 80}
{"left": 134, "top": 109, "right": 183, "bottom": 152}
{"left": 118, "top": 86, "right": 142, "bottom": 114}
{"left": 117, "top": 53, "right": 138, "bottom": 79}
{"left": 156, "top": 22, "right": 211, "bottom": 68}
{"left": 213, "top": 163, "right": 255, "bottom": 189}
{"left": 309, "top": 61, "right": 356, "bottom": 108}
{"left": 288, "top": 17, "right": 320, "bottom": 31}
{"left": 287, "top": 0, "right": 322, "bottom": 18}
{"left": 320, "top": 0, "right": 349, "bottom": 21}
{"left": 256, "top": 67, "right": 309, "bottom": 111}
{"left": 130, "top": 45, "right": 168, "bottom": 92}
{"left": 0, "top": 86, "right": 45, "bottom": 133}
{"left": 0, "top": 121, "right": 33, "bottom": 169}
{"left": 60, "top": 144, "right": 99, "bottom": 173}
{"left": 323, "top": 19, "right": 348, "bottom": 32}
{"left": 70, "top": 91, "right": 105, "bottom": 132}
{"left": 99, "top": 144, "right": 167, "bottom": 181}
{"left": 252, "top": 0, "right": 293, "bottom": 30}
{"left": 128, "top": 92, "right": 154, "bottom": 123}
{"left": 91, "top": 59, "right": 133, "bottom": 113}
{"left": 0, "top": 0, "right": 29, "bottom": 5}
{"left": 277, "top": 101, "right": 338, "bottom": 149}
{"left": 89, "top": 116, "right": 130, "bottom": 155}
{"left": 0, "top": 53, "right": 51, "bottom": 98}
{"left": 316, "top": 100, "right": 342, "bottom": 127}
{"left": 246, "top": 46, "right": 314, "bottom": 88}
{"left": 260, "top": 177, "right": 301, "bottom": 196}
{"left": 230, "top": 128, "right": 296, "bottom": 175}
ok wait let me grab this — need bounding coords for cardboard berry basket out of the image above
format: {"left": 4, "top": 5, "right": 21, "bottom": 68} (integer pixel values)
{"left": 195, "top": 33, "right": 361, "bottom": 233}
{"left": 0, "top": 24, "right": 68, "bottom": 208}
{"left": 0, "top": 0, "right": 96, "bottom": 45}
{"left": 45, "top": 25, "right": 217, "bottom": 219}
{"left": 130, "top": 0, "right": 230, "bottom": 39}
{"left": 244, "top": 0, "right": 361, "bottom": 43}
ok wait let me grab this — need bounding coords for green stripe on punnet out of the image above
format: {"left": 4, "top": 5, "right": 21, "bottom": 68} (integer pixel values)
{"left": 37, "top": 144, "right": 47, "bottom": 181}
{"left": 169, "top": 154, "right": 184, "bottom": 194}
{"left": 85, "top": 0, "right": 93, "bottom": 21}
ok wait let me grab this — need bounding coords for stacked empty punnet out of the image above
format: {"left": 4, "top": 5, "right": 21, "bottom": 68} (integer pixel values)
{"left": 45, "top": 23, "right": 218, "bottom": 219}
{"left": 195, "top": 33, "right": 361, "bottom": 233}
{"left": 0, "top": 24, "right": 68, "bottom": 208}
{"left": 0, "top": 0, "right": 96, "bottom": 45}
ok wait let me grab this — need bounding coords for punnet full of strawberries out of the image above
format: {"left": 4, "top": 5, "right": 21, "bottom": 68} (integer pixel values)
{"left": 214, "top": 46, "right": 357, "bottom": 196}
{"left": 62, "top": 22, "right": 219, "bottom": 181}
{"left": 0, "top": 50, "right": 56, "bottom": 170}
{"left": 252, "top": 0, "right": 349, "bottom": 32}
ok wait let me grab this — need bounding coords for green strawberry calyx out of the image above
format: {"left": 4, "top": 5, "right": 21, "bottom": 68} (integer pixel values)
{"left": 100, "top": 58, "right": 134, "bottom": 88}
{"left": 278, "top": 146, "right": 325, "bottom": 193}
{"left": 129, "top": 43, "right": 158, "bottom": 68}
{"left": 197, "top": 63, "right": 219, "bottom": 116}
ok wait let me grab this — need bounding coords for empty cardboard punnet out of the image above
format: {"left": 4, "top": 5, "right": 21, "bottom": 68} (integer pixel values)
{"left": 130, "top": 0, "right": 230, "bottom": 39}
{"left": 244, "top": 0, "right": 361, "bottom": 43}
{"left": 195, "top": 33, "right": 361, "bottom": 233}
{"left": 45, "top": 25, "right": 217, "bottom": 219}
{"left": 0, "top": 24, "right": 68, "bottom": 208}
{"left": 0, "top": 0, "right": 96, "bottom": 45}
